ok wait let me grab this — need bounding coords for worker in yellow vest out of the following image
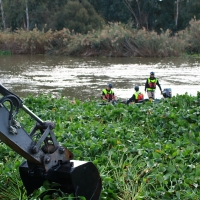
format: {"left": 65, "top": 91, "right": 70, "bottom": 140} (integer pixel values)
{"left": 127, "top": 85, "right": 144, "bottom": 104}
{"left": 101, "top": 83, "right": 117, "bottom": 102}
{"left": 145, "top": 72, "right": 162, "bottom": 100}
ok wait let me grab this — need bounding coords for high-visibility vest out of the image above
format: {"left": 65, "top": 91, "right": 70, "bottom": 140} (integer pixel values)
{"left": 102, "top": 89, "right": 114, "bottom": 100}
{"left": 134, "top": 91, "right": 144, "bottom": 100}
{"left": 147, "top": 78, "right": 158, "bottom": 91}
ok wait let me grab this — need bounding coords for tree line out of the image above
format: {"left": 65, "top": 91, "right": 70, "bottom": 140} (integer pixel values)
{"left": 0, "top": 0, "right": 200, "bottom": 34}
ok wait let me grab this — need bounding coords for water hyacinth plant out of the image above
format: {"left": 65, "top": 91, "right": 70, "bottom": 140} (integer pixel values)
{"left": 0, "top": 93, "right": 199, "bottom": 199}
{"left": 0, "top": 50, "right": 12, "bottom": 55}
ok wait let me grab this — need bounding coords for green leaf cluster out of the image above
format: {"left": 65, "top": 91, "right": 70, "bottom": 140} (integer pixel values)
{"left": 0, "top": 93, "right": 199, "bottom": 199}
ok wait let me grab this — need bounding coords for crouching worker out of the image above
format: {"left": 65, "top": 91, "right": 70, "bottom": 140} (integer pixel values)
{"left": 101, "top": 83, "right": 117, "bottom": 104}
{"left": 127, "top": 85, "right": 144, "bottom": 104}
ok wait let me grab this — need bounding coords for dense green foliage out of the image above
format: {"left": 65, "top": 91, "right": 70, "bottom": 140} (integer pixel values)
{"left": 2, "top": 19, "right": 200, "bottom": 56}
{"left": 0, "top": 93, "right": 199, "bottom": 199}
{"left": 1, "top": 0, "right": 200, "bottom": 56}
{"left": 89, "top": 0, "right": 200, "bottom": 32}
{"left": 1, "top": 0, "right": 200, "bottom": 33}
{"left": 0, "top": 0, "right": 104, "bottom": 34}
{"left": 51, "top": 0, "right": 104, "bottom": 34}
{"left": 0, "top": 50, "right": 11, "bottom": 55}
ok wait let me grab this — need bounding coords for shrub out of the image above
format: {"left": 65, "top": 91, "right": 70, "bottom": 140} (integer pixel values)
{"left": 184, "top": 19, "right": 200, "bottom": 54}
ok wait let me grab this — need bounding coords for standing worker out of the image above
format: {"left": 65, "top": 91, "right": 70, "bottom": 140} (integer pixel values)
{"left": 145, "top": 72, "right": 162, "bottom": 100}
{"left": 126, "top": 85, "right": 144, "bottom": 104}
{"left": 101, "top": 83, "right": 117, "bottom": 102}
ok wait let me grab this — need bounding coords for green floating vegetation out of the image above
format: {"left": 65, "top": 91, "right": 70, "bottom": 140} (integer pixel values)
{"left": 0, "top": 50, "right": 12, "bottom": 55}
{"left": 0, "top": 93, "right": 200, "bottom": 199}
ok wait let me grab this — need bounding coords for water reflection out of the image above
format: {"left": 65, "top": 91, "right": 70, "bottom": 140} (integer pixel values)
{"left": 0, "top": 55, "right": 199, "bottom": 101}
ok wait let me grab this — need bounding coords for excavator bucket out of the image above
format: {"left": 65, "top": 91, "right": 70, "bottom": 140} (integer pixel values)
{"left": 0, "top": 84, "right": 102, "bottom": 199}
{"left": 19, "top": 160, "right": 102, "bottom": 200}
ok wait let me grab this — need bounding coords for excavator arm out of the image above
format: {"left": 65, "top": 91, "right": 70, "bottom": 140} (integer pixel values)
{"left": 0, "top": 84, "right": 102, "bottom": 199}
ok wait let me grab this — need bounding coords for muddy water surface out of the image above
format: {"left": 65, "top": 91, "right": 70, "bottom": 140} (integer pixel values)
{"left": 0, "top": 55, "right": 199, "bottom": 101}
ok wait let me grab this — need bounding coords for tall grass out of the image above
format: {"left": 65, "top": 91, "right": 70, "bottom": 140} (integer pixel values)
{"left": 0, "top": 157, "right": 26, "bottom": 200}
{"left": 124, "top": 28, "right": 186, "bottom": 57}
{"left": 0, "top": 20, "right": 200, "bottom": 57}
{"left": 65, "top": 22, "right": 133, "bottom": 56}
{"left": 184, "top": 19, "right": 200, "bottom": 54}
{"left": 0, "top": 29, "right": 52, "bottom": 54}
{"left": 99, "top": 150, "right": 150, "bottom": 200}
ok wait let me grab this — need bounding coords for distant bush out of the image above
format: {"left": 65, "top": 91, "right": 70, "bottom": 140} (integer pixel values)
{"left": 0, "top": 29, "right": 52, "bottom": 54}
{"left": 64, "top": 22, "right": 133, "bottom": 56}
{"left": 123, "top": 28, "right": 185, "bottom": 57}
{"left": 0, "top": 19, "right": 200, "bottom": 57}
{"left": 184, "top": 19, "right": 200, "bottom": 54}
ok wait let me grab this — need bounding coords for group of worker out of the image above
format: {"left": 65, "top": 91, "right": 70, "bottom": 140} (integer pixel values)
{"left": 101, "top": 71, "right": 162, "bottom": 104}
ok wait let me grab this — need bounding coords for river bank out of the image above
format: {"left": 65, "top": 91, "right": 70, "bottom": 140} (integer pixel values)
{"left": 0, "top": 20, "right": 200, "bottom": 57}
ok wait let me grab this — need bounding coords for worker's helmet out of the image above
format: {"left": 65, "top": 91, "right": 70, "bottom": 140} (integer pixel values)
{"left": 108, "top": 83, "right": 113, "bottom": 88}
{"left": 135, "top": 85, "right": 139, "bottom": 91}
{"left": 150, "top": 72, "right": 155, "bottom": 75}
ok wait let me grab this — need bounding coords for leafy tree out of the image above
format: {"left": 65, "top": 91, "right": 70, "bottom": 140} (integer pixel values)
{"left": 1, "top": 0, "right": 200, "bottom": 34}
{"left": 28, "top": 1, "right": 50, "bottom": 30}
{"left": 89, "top": 0, "right": 131, "bottom": 24}
{"left": 50, "top": 0, "right": 104, "bottom": 34}
{"left": 0, "top": 0, "right": 6, "bottom": 29}
{"left": 151, "top": 0, "right": 175, "bottom": 32}
{"left": 1, "top": 0, "right": 24, "bottom": 30}
{"left": 179, "top": 0, "right": 200, "bottom": 29}
{"left": 123, "top": 0, "right": 155, "bottom": 29}
{"left": 154, "top": 0, "right": 200, "bottom": 32}
{"left": 89, "top": 0, "right": 175, "bottom": 31}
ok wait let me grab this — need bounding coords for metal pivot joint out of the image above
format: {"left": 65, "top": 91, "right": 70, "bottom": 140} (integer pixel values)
{"left": 0, "top": 84, "right": 102, "bottom": 200}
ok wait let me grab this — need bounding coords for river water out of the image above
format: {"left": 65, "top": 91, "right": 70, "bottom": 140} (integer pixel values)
{"left": 0, "top": 55, "right": 200, "bottom": 101}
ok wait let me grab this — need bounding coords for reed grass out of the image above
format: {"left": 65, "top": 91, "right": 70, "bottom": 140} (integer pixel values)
{"left": 99, "top": 150, "right": 150, "bottom": 200}
{"left": 0, "top": 20, "right": 200, "bottom": 57}
{"left": 184, "top": 19, "right": 200, "bottom": 54}
{"left": 0, "top": 160, "right": 26, "bottom": 200}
